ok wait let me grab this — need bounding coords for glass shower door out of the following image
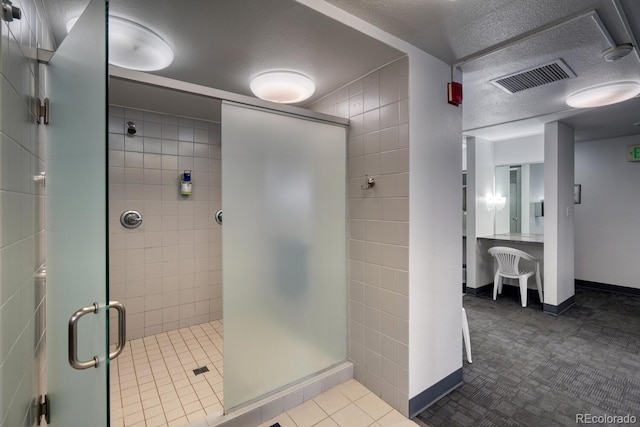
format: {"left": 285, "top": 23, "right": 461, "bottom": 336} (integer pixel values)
{"left": 222, "top": 102, "right": 347, "bottom": 411}
{"left": 45, "top": 0, "right": 110, "bottom": 425}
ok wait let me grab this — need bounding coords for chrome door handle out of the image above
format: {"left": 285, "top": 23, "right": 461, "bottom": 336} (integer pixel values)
{"left": 109, "top": 301, "right": 126, "bottom": 360}
{"left": 68, "top": 301, "right": 127, "bottom": 370}
{"left": 68, "top": 303, "right": 99, "bottom": 369}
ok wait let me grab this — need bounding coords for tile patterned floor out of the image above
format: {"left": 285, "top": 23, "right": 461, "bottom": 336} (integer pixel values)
{"left": 110, "top": 320, "right": 225, "bottom": 427}
{"left": 111, "top": 321, "right": 417, "bottom": 427}
{"left": 416, "top": 288, "right": 640, "bottom": 427}
{"left": 258, "top": 379, "right": 419, "bottom": 427}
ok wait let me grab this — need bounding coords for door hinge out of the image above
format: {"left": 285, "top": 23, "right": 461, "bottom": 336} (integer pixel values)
{"left": 37, "top": 98, "right": 49, "bottom": 125}
{"left": 37, "top": 394, "right": 50, "bottom": 425}
{"left": 1, "top": 0, "right": 21, "bottom": 22}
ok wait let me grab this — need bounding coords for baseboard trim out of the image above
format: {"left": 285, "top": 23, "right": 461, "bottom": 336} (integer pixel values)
{"left": 465, "top": 283, "right": 492, "bottom": 296}
{"left": 408, "top": 368, "right": 463, "bottom": 418}
{"left": 543, "top": 295, "right": 575, "bottom": 316}
{"left": 576, "top": 280, "right": 640, "bottom": 296}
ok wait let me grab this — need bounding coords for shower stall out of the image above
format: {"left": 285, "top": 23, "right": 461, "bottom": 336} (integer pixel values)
{"left": 107, "top": 80, "right": 348, "bottom": 425}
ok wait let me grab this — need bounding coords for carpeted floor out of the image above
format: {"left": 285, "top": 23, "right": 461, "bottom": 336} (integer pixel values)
{"left": 416, "top": 287, "right": 640, "bottom": 427}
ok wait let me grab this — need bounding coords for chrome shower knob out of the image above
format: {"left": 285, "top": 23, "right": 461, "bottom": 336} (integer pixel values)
{"left": 120, "top": 210, "right": 143, "bottom": 229}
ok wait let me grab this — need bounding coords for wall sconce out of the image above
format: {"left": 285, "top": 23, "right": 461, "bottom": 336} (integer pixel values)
{"left": 485, "top": 193, "right": 506, "bottom": 211}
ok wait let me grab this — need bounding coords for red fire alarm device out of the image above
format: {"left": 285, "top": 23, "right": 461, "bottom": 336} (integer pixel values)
{"left": 447, "top": 82, "right": 463, "bottom": 106}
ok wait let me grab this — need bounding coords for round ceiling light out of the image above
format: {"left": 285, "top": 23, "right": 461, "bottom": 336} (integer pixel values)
{"left": 66, "top": 16, "right": 174, "bottom": 71}
{"left": 565, "top": 81, "right": 640, "bottom": 108}
{"left": 250, "top": 71, "right": 316, "bottom": 104}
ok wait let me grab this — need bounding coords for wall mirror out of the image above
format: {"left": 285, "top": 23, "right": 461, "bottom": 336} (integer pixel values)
{"left": 495, "top": 163, "right": 544, "bottom": 234}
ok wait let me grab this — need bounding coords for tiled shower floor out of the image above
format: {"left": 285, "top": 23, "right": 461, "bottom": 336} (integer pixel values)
{"left": 110, "top": 320, "right": 225, "bottom": 427}
{"left": 110, "top": 320, "right": 419, "bottom": 427}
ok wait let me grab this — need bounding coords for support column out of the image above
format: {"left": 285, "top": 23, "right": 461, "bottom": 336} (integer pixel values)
{"left": 543, "top": 121, "right": 575, "bottom": 314}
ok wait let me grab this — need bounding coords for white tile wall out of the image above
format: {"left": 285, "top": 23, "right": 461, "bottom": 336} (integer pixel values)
{"left": 0, "top": 0, "right": 52, "bottom": 425}
{"left": 108, "top": 106, "right": 222, "bottom": 342}
{"left": 308, "top": 56, "right": 410, "bottom": 413}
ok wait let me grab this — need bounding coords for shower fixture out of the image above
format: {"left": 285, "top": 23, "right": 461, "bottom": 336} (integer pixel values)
{"left": 126, "top": 121, "right": 137, "bottom": 135}
{"left": 215, "top": 209, "right": 223, "bottom": 225}
{"left": 120, "top": 210, "right": 143, "bottom": 229}
{"left": 33, "top": 171, "right": 46, "bottom": 185}
{"left": 361, "top": 175, "right": 375, "bottom": 190}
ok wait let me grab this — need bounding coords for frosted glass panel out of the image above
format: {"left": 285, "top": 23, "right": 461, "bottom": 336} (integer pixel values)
{"left": 46, "top": 0, "right": 108, "bottom": 425}
{"left": 222, "top": 103, "right": 346, "bottom": 410}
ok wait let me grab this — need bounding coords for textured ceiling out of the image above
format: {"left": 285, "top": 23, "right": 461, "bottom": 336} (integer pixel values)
{"left": 461, "top": 12, "right": 640, "bottom": 131}
{"left": 324, "top": 0, "right": 628, "bottom": 64}
{"left": 44, "top": 0, "right": 640, "bottom": 141}
{"left": 323, "top": 0, "right": 640, "bottom": 140}
{"left": 44, "top": 0, "right": 405, "bottom": 106}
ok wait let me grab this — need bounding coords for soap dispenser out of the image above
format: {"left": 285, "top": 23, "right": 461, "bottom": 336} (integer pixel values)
{"left": 181, "top": 170, "right": 192, "bottom": 196}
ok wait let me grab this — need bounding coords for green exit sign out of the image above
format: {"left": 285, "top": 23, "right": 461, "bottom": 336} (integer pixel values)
{"left": 628, "top": 145, "right": 640, "bottom": 162}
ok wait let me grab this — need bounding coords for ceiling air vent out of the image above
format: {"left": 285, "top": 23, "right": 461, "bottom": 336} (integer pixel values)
{"left": 490, "top": 60, "right": 576, "bottom": 94}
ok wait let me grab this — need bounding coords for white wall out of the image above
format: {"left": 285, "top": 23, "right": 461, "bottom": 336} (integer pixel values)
{"left": 575, "top": 135, "right": 640, "bottom": 289}
{"left": 408, "top": 51, "right": 462, "bottom": 403}
{"left": 493, "top": 134, "right": 544, "bottom": 166}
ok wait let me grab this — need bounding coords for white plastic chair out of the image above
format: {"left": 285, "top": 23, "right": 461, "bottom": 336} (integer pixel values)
{"left": 462, "top": 307, "right": 472, "bottom": 363}
{"left": 488, "top": 246, "right": 543, "bottom": 307}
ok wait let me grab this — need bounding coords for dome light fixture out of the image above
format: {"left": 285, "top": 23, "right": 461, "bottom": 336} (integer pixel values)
{"left": 566, "top": 81, "right": 640, "bottom": 108}
{"left": 66, "top": 16, "right": 174, "bottom": 71}
{"left": 250, "top": 71, "right": 316, "bottom": 104}
{"left": 65, "top": 17, "right": 79, "bottom": 33}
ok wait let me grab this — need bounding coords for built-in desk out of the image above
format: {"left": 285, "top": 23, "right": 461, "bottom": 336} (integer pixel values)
{"left": 478, "top": 232, "right": 544, "bottom": 244}
{"left": 477, "top": 233, "right": 544, "bottom": 294}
